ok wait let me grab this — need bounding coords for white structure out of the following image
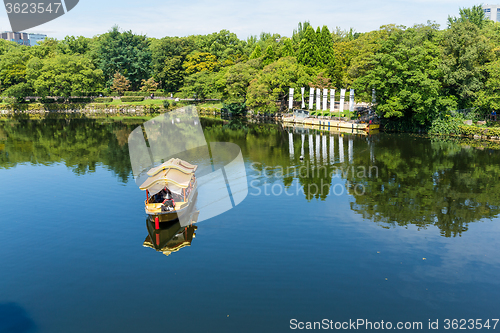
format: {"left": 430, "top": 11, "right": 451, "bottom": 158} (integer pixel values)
{"left": 301, "top": 87, "right": 305, "bottom": 109}
{"left": 339, "top": 89, "right": 346, "bottom": 114}
{"left": 309, "top": 88, "right": 314, "bottom": 110}
{"left": 330, "top": 89, "right": 335, "bottom": 112}
{"left": 322, "top": 89, "right": 328, "bottom": 110}
{"left": 28, "top": 33, "right": 47, "bottom": 46}
{"left": 289, "top": 88, "right": 294, "bottom": 110}
{"left": 483, "top": 4, "right": 500, "bottom": 22}
{"left": 316, "top": 88, "right": 320, "bottom": 110}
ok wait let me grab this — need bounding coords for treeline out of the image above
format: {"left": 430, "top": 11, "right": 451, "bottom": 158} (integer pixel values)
{"left": 1, "top": 5, "right": 499, "bottom": 125}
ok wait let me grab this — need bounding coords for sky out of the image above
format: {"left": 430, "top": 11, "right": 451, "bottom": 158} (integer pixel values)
{"left": 0, "top": 0, "right": 490, "bottom": 40}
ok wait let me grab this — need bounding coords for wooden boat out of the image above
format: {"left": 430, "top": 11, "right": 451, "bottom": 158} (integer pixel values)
{"left": 140, "top": 158, "right": 198, "bottom": 222}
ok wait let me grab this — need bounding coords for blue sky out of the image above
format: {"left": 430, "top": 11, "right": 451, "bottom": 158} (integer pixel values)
{"left": 0, "top": 0, "right": 487, "bottom": 39}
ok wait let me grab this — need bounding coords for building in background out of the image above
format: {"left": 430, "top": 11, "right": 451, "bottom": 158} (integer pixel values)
{"left": 482, "top": 4, "right": 500, "bottom": 22}
{"left": 0, "top": 31, "right": 48, "bottom": 46}
{"left": 28, "top": 33, "right": 47, "bottom": 46}
{"left": 0, "top": 31, "right": 30, "bottom": 46}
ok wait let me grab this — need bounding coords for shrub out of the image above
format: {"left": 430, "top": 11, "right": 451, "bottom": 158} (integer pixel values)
{"left": 123, "top": 91, "right": 167, "bottom": 97}
{"left": 120, "top": 96, "right": 145, "bottom": 102}
{"left": 68, "top": 97, "right": 92, "bottom": 103}
{"left": 162, "top": 100, "right": 170, "bottom": 108}
{"left": 428, "top": 116, "right": 462, "bottom": 135}
{"left": 94, "top": 97, "right": 113, "bottom": 103}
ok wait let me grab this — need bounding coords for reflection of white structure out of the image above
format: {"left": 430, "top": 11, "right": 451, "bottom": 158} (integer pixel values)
{"left": 309, "top": 134, "right": 314, "bottom": 160}
{"left": 322, "top": 136, "right": 327, "bottom": 163}
{"left": 339, "top": 136, "right": 344, "bottom": 163}
{"left": 348, "top": 139, "right": 353, "bottom": 163}
{"left": 289, "top": 132, "right": 294, "bottom": 159}
{"left": 483, "top": 4, "right": 500, "bottom": 22}
{"left": 316, "top": 134, "right": 320, "bottom": 164}
{"left": 329, "top": 136, "right": 335, "bottom": 163}
{"left": 301, "top": 134, "right": 305, "bottom": 157}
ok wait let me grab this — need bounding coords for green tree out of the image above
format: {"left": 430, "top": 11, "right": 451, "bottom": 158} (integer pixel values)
{"left": 183, "top": 52, "right": 219, "bottom": 74}
{"left": 354, "top": 24, "right": 455, "bottom": 124}
{"left": 215, "top": 59, "right": 261, "bottom": 103}
{"left": 0, "top": 47, "right": 31, "bottom": 90}
{"left": 297, "top": 26, "right": 320, "bottom": 68}
{"left": 317, "top": 25, "right": 335, "bottom": 74}
{"left": 262, "top": 45, "right": 276, "bottom": 66}
{"left": 26, "top": 54, "right": 104, "bottom": 97}
{"left": 150, "top": 36, "right": 193, "bottom": 92}
{"left": 281, "top": 38, "right": 294, "bottom": 57}
{"left": 448, "top": 5, "right": 489, "bottom": 29}
{"left": 1, "top": 82, "right": 33, "bottom": 102}
{"left": 249, "top": 44, "right": 262, "bottom": 59}
{"left": 440, "top": 21, "right": 493, "bottom": 109}
{"left": 94, "top": 26, "right": 151, "bottom": 90}
{"left": 247, "top": 57, "right": 314, "bottom": 112}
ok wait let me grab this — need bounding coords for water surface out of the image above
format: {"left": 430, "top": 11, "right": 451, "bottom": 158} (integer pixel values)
{"left": 0, "top": 118, "right": 499, "bottom": 332}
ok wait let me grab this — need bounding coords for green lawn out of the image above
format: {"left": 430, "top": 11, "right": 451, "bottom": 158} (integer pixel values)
{"left": 309, "top": 110, "right": 356, "bottom": 118}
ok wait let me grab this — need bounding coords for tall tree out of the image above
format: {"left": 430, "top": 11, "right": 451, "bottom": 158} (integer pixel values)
{"left": 150, "top": 36, "right": 193, "bottom": 92}
{"left": 440, "top": 21, "right": 493, "bottom": 109}
{"left": 26, "top": 54, "right": 104, "bottom": 97}
{"left": 94, "top": 26, "right": 151, "bottom": 90}
{"left": 354, "top": 24, "right": 455, "bottom": 124}
{"left": 249, "top": 44, "right": 262, "bottom": 59}
{"left": 448, "top": 5, "right": 489, "bottom": 29}
{"left": 297, "top": 26, "right": 320, "bottom": 68}
{"left": 318, "top": 25, "right": 335, "bottom": 73}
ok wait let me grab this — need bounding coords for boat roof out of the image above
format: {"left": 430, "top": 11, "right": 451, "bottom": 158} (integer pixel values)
{"left": 147, "top": 158, "right": 197, "bottom": 177}
{"left": 140, "top": 168, "right": 193, "bottom": 191}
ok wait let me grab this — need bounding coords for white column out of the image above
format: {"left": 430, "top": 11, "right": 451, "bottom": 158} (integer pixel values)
{"left": 348, "top": 138, "right": 353, "bottom": 163}
{"left": 316, "top": 88, "right": 321, "bottom": 111}
{"left": 323, "top": 88, "right": 328, "bottom": 111}
{"left": 339, "top": 89, "right": 346, "bottom": 115}
{"left": 349, "top": 89, "right": 354, "bottom": 112}
{"left": 330, "top": 89, "right": 335, "bottom": 112}
{"left": 289, "top": 88, "right": 294, "bottom": 110}
{"left": 289, "top": 132, "right": 294, "bottom": 159}
{"left": 309, "top": 88, "right": 314, "bottom": 110}
{"left": 301, "top": 87, "right": 305, "bottom": 109}
{"left": 329, "top": 136, "right": 335, "bottom": 163}
{"left": 339, "top": 136, "right": 344, "bottom": 163}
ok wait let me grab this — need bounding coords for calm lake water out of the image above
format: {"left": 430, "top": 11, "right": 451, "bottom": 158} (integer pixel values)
{"left": 1, "top": 117, "right": 500, "bottom": 333}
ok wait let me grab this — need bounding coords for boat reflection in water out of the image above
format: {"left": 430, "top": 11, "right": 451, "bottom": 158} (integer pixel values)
{"left": 143, "top": 192, "right": 200, "bottom": 256}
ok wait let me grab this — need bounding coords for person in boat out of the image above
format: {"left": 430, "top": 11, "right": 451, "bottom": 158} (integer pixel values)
{"left": 161, "top": 187, "right": 175, "bottom": 211}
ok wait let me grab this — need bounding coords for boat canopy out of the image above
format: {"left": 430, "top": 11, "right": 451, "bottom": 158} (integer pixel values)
{"left": 140, "top": 168, "right": 193, "bottom": 194}
{"left": 147, "top": 158, "right": 197, "bottom": 177}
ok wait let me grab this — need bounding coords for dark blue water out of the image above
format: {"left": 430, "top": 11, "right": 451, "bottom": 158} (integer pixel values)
{"left": 1, "top": 119, "right": 499, "bottom": 332}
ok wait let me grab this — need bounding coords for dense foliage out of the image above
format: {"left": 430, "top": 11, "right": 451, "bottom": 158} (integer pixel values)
{"left": 1, "top": 5, "right": 500, "bottom": 124}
